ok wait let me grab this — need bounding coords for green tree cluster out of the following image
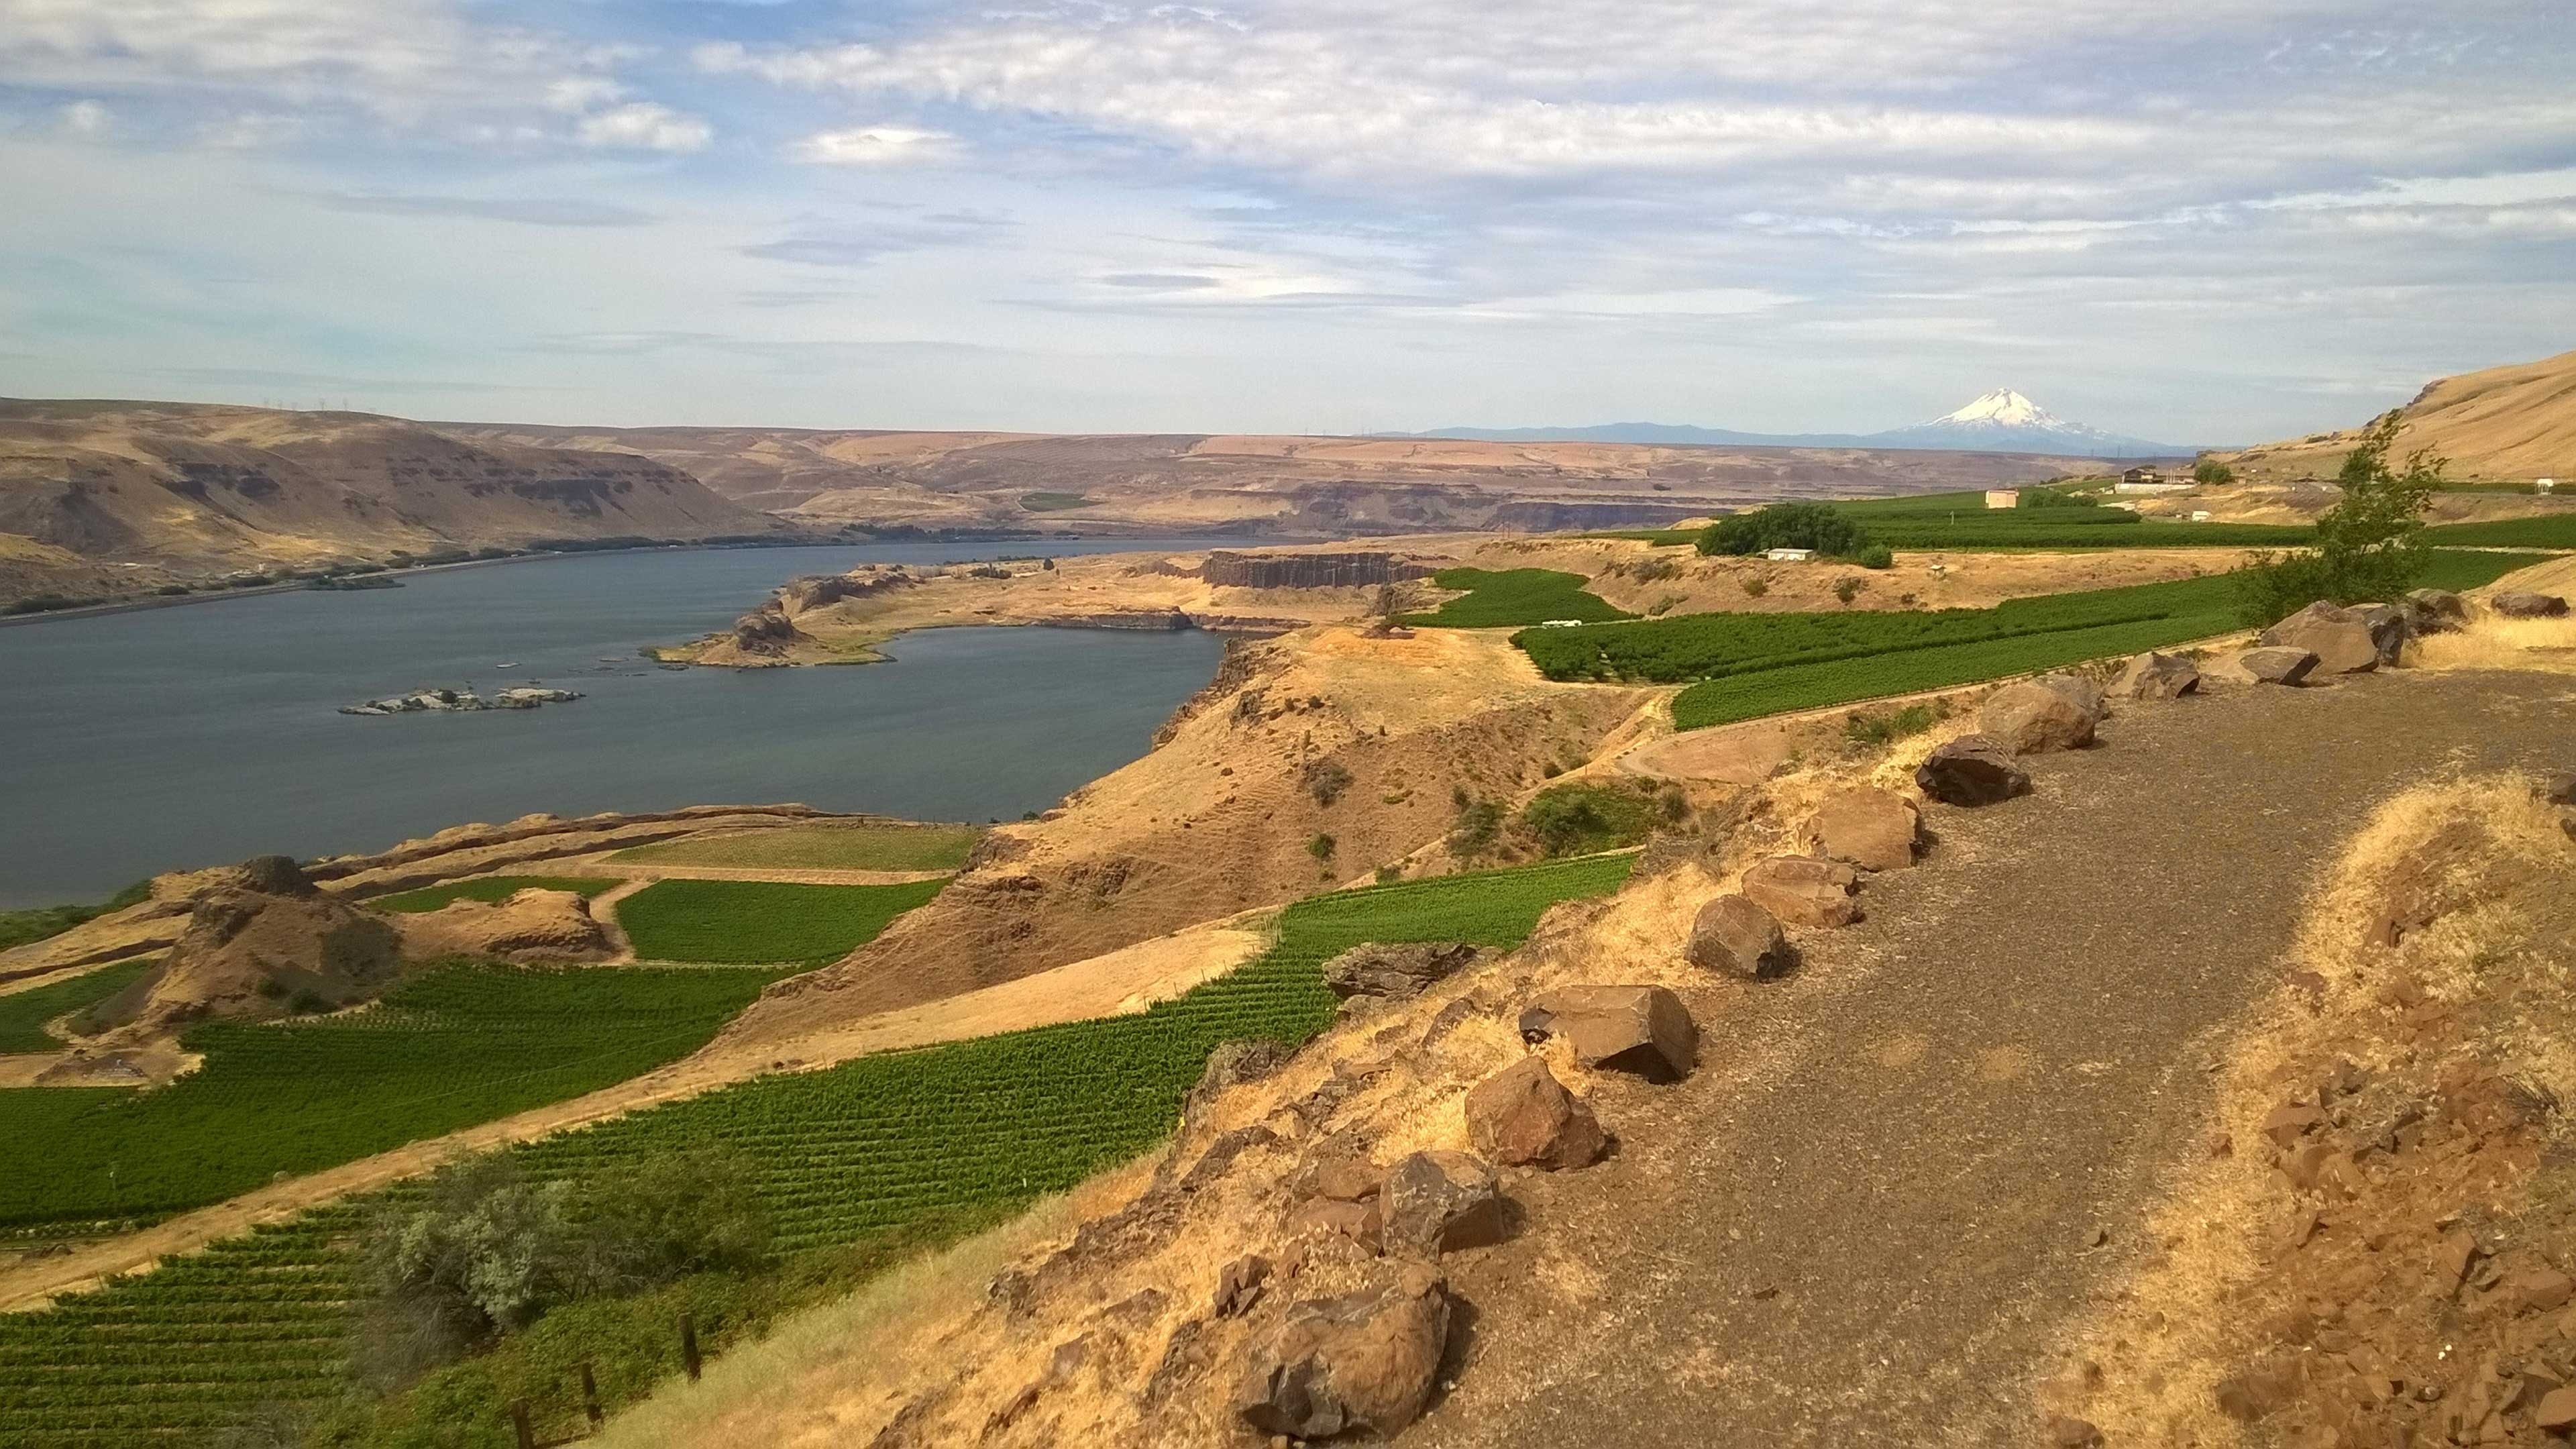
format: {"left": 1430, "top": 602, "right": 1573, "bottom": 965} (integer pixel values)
{"left": 2233, "top": 413, "right": 2443, "bottom": 625}
{"left": 1696, "top": 502, "right": 1868, "bottom": 558}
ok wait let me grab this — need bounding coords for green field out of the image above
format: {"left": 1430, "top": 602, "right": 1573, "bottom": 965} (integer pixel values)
{"left": 0, "top": 959, "right": 158, "bottom": 1054}
{"left": 1018, "top": 491, "right": 1092, "bottom": 512}
{"left": 611, "top": 822, "right": 981, "bottom": 873}
{"left": 0, "top": 964, "right": 794, "bottom": 1234}
{"left": 0, "top": 881, "right": 151, "bottom": 954}
{"left": 0, "top": 853, "right": 1636, "bottom": 1446}
{"left": 1608, "top": 492, "right": 2314, "bottom": 551}
{"left": 1514, "top": 551, "right": 2548, "bottom": 732}
{"left": 1397, "top": 567, "right": 1633, "bottom": 627}
{"left": 615, "top": 878, "right": 947, "bottom": 964}
{"left": 368, "top": 875, "right": 616, "bottom": 913}
{"left": 2420, "top": 513, "right": 2576, "bottom": 549}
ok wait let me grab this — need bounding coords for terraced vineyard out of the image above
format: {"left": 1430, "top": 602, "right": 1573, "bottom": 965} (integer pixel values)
{"left": 1515, "top": 551, "right": 2551, "bottom": 731}
{"left": 0, "top": 959, "right": 156, "bottom": 1053}
{"left": 0, "top": 853, "right": 1637, "bottom": 1446}
{"left": 1607, "top": 491, "right": 2314, "bottom": 551}
{"left": 1398, "top": 567, "right": 1633, "bottom": 627}
{"left": 0, "top": 964, "right": 794, "bottom": 1234}
{"left": 616, "top": 878, "right": 947, "bottom": 964}
{"left": 368, "top": 875, "right": 615, "bottom": 912}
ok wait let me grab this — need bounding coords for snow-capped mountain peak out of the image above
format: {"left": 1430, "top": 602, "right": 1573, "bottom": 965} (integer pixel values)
{"left": 1933, "top": 388, "right": 2055, "bottom": 428}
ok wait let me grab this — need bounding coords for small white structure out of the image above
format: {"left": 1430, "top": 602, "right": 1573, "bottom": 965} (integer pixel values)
{"left": 2540, "top": 478, "right": 2558, "bottom": 494}
{"left": 2190, "top": 510, "right": 2212, "bottom": 522}
{"left": 1984, "top": 488, "right": 2021, "bottom": 510}
{"left": 1537, "top": 619, "right": 1586, "bottom": 628}
{"left": 1764, "top": 547, "right": 1815, "bottom": 562}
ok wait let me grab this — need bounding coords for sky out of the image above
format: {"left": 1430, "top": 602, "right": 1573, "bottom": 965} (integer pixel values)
{"left": 1, "top": 1, "right": 2571, "bottom": 445}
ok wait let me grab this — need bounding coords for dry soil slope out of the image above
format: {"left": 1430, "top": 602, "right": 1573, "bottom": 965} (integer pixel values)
{"left": 0, "top": 399, "right": 777, "bottom": 581}
{"left": 2224, "top": 347, "right": 2576, "bottom": 482}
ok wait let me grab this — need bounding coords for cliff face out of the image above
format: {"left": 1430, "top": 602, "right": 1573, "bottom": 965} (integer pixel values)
{"left": 0, "top": 398, "right": 779, "bottom": 597}
{"left": 1198, "top": 551, "right": 1433, "bottom": 589}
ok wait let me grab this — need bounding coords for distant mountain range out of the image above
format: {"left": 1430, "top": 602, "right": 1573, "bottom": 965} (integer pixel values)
{"left": 1403, "top": 389, "right": 2192, "bottom": 458}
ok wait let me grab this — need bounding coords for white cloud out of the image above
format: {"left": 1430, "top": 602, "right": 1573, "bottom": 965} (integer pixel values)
{"left": 195, "top": 111, "right": 303, "bottom": 148}
{"left": 58, "top": 99, "right": 112, "bottom": 137}
{"left": 543, "top": 76, "right": 626, "bottom": 115}
{"left": 575, "top": 103, "right": 712, "bottom": 154}
{"left": 793, "top": 125, "right": 961, "bottom": 166}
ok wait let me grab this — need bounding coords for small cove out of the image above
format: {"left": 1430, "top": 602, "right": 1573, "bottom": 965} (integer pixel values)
{"left": 0, "top": 539, "right": 1248, "bottom": 908}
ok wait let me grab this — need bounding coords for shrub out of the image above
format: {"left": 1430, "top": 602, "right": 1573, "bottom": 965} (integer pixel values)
{"left": 1696, "top": 502, "right": 1868, "bottom": 558}
{"left": 1518, "top": 782, "right": 1660, "bottom": 858}
{"left": 1448, "top": 798, "right": 1505, "bottom": 859}
{"left": 1856, "top": 545, "right": 1894, "bottom": 570}
{"left": 2014, "top": 487, "right": 2096, "bottom": 509}
{"left": 1739, "top": 577, "right": 1769, "bottom": 598}
{"left": 2232, "top": 412, "right": 2441, "bottom": 626}
{"left": 1833, "top": 578, "right": 1865, "bottom": 604}
{"left": 2194, "top": 460, "right": 2236, "bottom": 485}
{"left": 1843, "top": 700, "right": 1947, "bottom": 748}
{"left": 1307, "top": 833, "right": 1336, "bottom": 861}
{"left": 1303, "top": 759, "right": 1354, "bottom": 807}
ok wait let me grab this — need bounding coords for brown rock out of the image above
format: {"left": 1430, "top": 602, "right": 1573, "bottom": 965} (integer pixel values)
{"left": 2110, "top": 650, "right": 2202, "bottom": 700}
{"left": 2261, "top": 600, "right": 2387, "bottom": 674}
{"left": 2533, "top": 1386, "right": 2576, "bottom": 1431}
{"left": 2544, "top": 773, "right": 2576, "bottom": 807}
{"left": 1214, "top": 1254, "right": 1271, "bottom": 1319}
{"left": 1321, "top": 941, "right": 1485, "bottom": 1001}
{"left": 1810, "top": 786, "right": 1921, "bottom": 871}
{"left": 1686, "top": 894, "right": 1792, "bottom": 979}
{"left": 1978, "top": 676, "right": 2101, "bottom": 754}
{"left": 1739, "top": 855, "right": 1862, "bottom": 928}
{"left": 1464, "top": 1056, "right": 1607, "bottom": 1171}
{"left": 392, "top": 888, "right": 616, "bottom": 965}
{"left": 1914, "top": 733, "right": 2031, "bottom": 806}
{"left": 2262, "top": 1102, "right": 2328, "bottom": 1149}
{"left": 1379, "top": 1150, "right": 1507, "bottom": 1256}
{"left": 2406, "top": 587, "right": 2467, "bottom": 634}
{"left": 1286, "top": 1197, "right": 1382, "bottom": 1252}
{"left": 2214, "top": 1356, "right": 2304, "bottom": 1421}
{"left": 1518, "top": 985, "right": 1697, "bottom": 1081}
{"left": 2511, "top": 1267, "right": 2576, "bottom": 1315}
{"left": 2492, "top": 591, "right": 2570, "bottom": 619}
{"left": 2237, "top": 646, "right": 2319, "bottom": 686}
{"left": 2045, "top": 1414, "right": 2104, "bottom": 1447}
{"left": 1235, "top": 1260, "right": 1449, "bottom": 1440}
{"left": 2435, "top": 1230, "right": 2483, "bottom": 1286}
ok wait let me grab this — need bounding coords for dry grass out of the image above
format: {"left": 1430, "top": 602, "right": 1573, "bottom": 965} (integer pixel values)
{"left": 2043, "top": 774, "right": 2576, "bottom": 1445}
{"left": 2412, "top": 613, "right": 2576, "bottom": 674}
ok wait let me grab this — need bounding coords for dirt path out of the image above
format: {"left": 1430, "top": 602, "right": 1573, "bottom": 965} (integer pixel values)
{"left": 0, "top": 909, "right": 1270, "bottom": 1313}
{"left": 1410, "top": 667, "right": 2576, "bottom": 1446}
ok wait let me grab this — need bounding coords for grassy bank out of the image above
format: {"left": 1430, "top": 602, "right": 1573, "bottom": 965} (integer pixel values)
{"left": 0, "top": 959, "right": 158, "bottom": 1054}
{"left": 1397, "top": 567, "right": 1633, "bottom": 627}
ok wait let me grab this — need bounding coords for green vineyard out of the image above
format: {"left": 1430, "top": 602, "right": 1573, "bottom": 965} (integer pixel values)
{"left": 615, "top": 878, "right": 947, "bottom": 965}
{"left": 1512, "top": 552, "right": 2549, "bottom": 731}
{"left": 0, "top": 853, "right": 1637, "bottom": 1446}
{"left": 0, "top": 965, "right": 794, "bottom": 1234}
{"left": 0, "top": 959, "right": 156, "bottom": 1054}
{"left": 1397, "top": 568, "right": 1634, "bottom": 627}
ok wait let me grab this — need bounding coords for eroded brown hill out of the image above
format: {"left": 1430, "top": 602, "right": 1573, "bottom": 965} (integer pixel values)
{"left": 2224, "top": 348, "right": 2576, "bottom": 482}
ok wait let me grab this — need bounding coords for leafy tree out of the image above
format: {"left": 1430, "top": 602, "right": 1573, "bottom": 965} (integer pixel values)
{"left": 1856, "top": 545, "right": 1895, "bottom": 570}
{"left": 2233, "top": 413, "right": 2443, "bottom": 625}
{"left": 2194, "top": 460, "right": 2236, "bottom": 485}
{"left": 1696, "top": 502, "right": 1868, "bottom": 558}
{"left": 2015, "top": 487, "right": 2096, "bottom": 509}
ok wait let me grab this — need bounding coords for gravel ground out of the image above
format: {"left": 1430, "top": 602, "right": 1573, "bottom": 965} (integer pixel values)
{"left": 1408, "top": 667, "right": 2575, "bottom": 1448}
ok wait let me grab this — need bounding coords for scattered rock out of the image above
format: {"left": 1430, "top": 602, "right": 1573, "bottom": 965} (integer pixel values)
{"left": 1809, "top": 786, "right": 1921, "bottom": 871}
{"left": 1183, "top": 1040, "right": 1290, "bottom": 1128}
{"left": 2045, "top": 1413, "right": 2104, "bottom": 1447}
{"left": 2508, "top": 1267, "right": 2575, "bottom": 1315}
{"left": 1213, "top": 1255, "right": 1272, "bottom": 1318}
{"left": 1914, "top": 734, "right": 2032, "bottom": 806}
{"left": 2261, "top": 600, "right": 2387, "bottom": 674}
{"left": 1464, "top": 1056, "right": 1607, "bottom": 1171}
{"left": 2434, "top": 1231, "right": 2483, "bottom": 1287}
{"left": 2491, "top": 592, "right": 2570, "bottom": 619}
{"left": 1234, "top": 1261, "right": 1450, "bottom": 1440}
{"left": 1739, "top": 856, "right": 1862, "bottom": 928}
{"left": 2347, "top": 602, "right": 2410, "bottom": 665}
{"left": 2236, "top": 646, "right": 2319, "bottom": 687}
{"left": 2214, "top": 1356, "right": 2304, "bottom": 1421}
{"left": 1285, "top": 1196, "right": 1382, "bottom": 1252}
{"left": 2110, "top": 650, "right": 2201, "bottom": 700}
{"left": 1518, "top": 985, "right": 1698, "bottom": 1081}
{"left": 1685, "top": 894, "right": 1792, "bottom": 979}
{"left": 2543, "top": 773, "right": 2576, "bottom": 807}
{"left": 1321, "top": 941, "right": 1485, "bottom": 1001}
{"left": 2405, "top": 588, "right": 2467, "bottom": 635}
{"left": 1978, "top": 676, "right": 2102, "bottom": 754}
{"left": 1378, "top": 1150, "right": 1507, "bottom": 1256}
{"left": 2534, "top": 1386, "right": 2576, "bottom": 1432}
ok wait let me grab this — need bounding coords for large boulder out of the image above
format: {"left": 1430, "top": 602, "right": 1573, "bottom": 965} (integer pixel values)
{"left": 2236, "top": 646, "right": 2319, "bottom": 686}
{"left": 2347, "top": 603, "right": 2408, "bottom": 665}
{"left": 2404, "top": 588, "right": 2467, "bottom": 635}
{"left": 1914, "top": 734, "right": 2031, "bottom": 806}
{"left": 1809, "top": 786, "right": 1920, "bottom": 871}
{"left": 1235, "top": 1260, "right": 1449, "bottom": 1440}
{"left": 1378, "top": 1150, "right": 1507, "bottom": 1256}
{"left": 393, "top": 888, "right": 615, "bottom": 965}
{"left": 2493, "top": 592, "right": 2571, "bottom": 619}
{"left": 1517, "top": 985, "right": 1697, "bottom": 1081}
{"left": 2259, "top": 600, "right": 2385, "bottom": 674}
{"left": 2109, "top": 651, "right": 2200, "bottom": 701}
{"left": 1321, "top": 941, "right": 1484, "bottom": 1002}
{"left": 1978, "top": 678, "right": 2100, "bottom": 754}
{"left": 1464, "top": 1056, "right": 1606, "bottom": 1170}
{"left": 1685, "top": 894, "right": 1790, "bottom": 979}
{"left": 1739, "top": 856, "right": 1862, "bottom": 927}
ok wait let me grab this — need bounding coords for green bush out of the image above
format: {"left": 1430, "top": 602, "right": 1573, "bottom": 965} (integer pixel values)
{"left": 2194, "top": 460, "right": 2236, "bottom": 484}
{"left": 1856, "top": 545, "right": 1894, "bottom": 570}
{"left": 1843, "top": 701, "right": 1946, "bottom": 748}
{"left": 2233, "top": 413, "right": 2443, "bottom": 626}
{"left": 2015, "top": 487, "right": 2097, "bottom": 509}
{"left": 1307, "top": 833, "right": 1336, "bottom": 861}
{"left": 1697, "top": 502, "right": 1868, "bottom": 557}
{"left": 1518, "top": 783, "right": 1658, "bottom": 857}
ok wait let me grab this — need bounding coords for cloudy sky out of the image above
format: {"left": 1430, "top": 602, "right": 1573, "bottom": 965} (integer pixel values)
{"left": 2, "top": 1, "right": 2571, "bottom": 443}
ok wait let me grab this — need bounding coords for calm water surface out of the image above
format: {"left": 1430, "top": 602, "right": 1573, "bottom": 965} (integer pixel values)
{"left": 0, "top": 540, "right": 1248, "bottom": 908}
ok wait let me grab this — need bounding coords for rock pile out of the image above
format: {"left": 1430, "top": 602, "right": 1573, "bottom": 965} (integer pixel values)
{"left": 339, "top": 686, "right": 582, "bottom": 716}
{"left": 1321, "top": 942, "right": 1485, "bottom": 1002}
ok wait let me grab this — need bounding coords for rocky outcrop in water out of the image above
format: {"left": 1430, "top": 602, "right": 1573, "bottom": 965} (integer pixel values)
{"left": 340, "top": 686, "right": 582, "bottom": 716}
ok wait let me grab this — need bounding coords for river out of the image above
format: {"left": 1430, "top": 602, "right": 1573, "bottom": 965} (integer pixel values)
{"left": 0, "top": 540, "right": 1249, "bottom": 908}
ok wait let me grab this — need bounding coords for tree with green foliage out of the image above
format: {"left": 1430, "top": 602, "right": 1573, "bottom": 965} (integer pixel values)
{"left": 2233, "top": 413, "right": 2443, "bottom": 625}
{"left": 1696, "top": 502, "right": 1868, "bottom": 558}
{"left": 1856, "top": 545, "right": 1894, "bottom": 570}
{"left": 2194, "top": 459, "right": 2236, "bottom": 485}
{"left": 2014, "top": 488, "right": 2096, "bottom": 510}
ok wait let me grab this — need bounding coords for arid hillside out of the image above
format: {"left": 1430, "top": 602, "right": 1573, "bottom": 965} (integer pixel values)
{"left": 435, "top": 422, "right": 2106, "bottom": 536}
{"left": 0, "top": 399, "right": 778, "bottom": 598}
{"left": 2223, "top": 347, "right": 2576, "bottom": 482}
